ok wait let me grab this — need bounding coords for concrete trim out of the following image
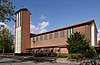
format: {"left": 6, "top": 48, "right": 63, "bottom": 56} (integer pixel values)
{"left": 91, "top": 22, "right": 95, "bottom": 46}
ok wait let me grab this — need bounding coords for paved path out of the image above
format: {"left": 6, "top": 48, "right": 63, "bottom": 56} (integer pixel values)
{"left": 0, "top": 57, "right": 71, "bottom": 65}
{"left": 0, "top": 56, "right": 100, "bottom": 65}
{"left": 0, "top": 62, "right": 69, "bottom": 65}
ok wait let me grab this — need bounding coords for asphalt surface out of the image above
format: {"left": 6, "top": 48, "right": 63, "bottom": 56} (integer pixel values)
{"left": 0, "top": 57, "right": 72, "bottom": 65}
{"left": 0, "top": 62, "right": 69, "bottom": 65}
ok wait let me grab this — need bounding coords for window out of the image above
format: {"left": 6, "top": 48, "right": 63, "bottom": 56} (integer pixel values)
{"left": 67, "top": 29, "right": 71, "bottom": 38}
{"left": 67, "top": 28, "right": 73, "bottom": 38}
{"left": 44, "top": 35, "right": 47, "bottom": 40}
{"left": 36, "top": 36, "right": 38, "bottom": 41}
{"left": 49, "top": 33, "right": 52, "bottom": 39}
{"left": 40, "top": 35, "right": 43, "bottom": 40}
{"left": 33, "top": 37, "right": 36, "bottom": 42}
{"left": 60, "top": 31, "right": 64, "bottom": 37}
{"left": 54, "top": 32, "right": 58, "bottom": 38}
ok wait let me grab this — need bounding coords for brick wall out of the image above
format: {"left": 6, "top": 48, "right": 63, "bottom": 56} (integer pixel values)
{"left": 31, "top": 23, "right": 93, "bottom": 53}
{"left": 21, "top": 10, "right": 31, "bottom": 53}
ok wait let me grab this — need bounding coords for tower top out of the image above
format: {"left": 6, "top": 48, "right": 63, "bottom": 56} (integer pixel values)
{"left": 15, "top": 8, "right": 31, "bottom": 14}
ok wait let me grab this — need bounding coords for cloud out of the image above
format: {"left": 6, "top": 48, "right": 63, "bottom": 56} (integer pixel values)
{"left": 30, "top": 15, "right": 49, "bottom": 34}
{"left": 37, "top": 21, "right": 49, "bottom": 30}
{"left": 30, "top": 21, "right": 49, "bottom": 34}
{"left": 0, "top": 22, "right": 13, "bottom": 34}
{"left": 98, "top": 29, "right": 100, "bottom": 41}
{"left": 40, "top": 15, "right": 47, "bottom": 20}
{"left": 30, "top": 24, "right": 36, "bottom": 33}
{"left": 98, "top": 30, "right": 100, "bottom": 33}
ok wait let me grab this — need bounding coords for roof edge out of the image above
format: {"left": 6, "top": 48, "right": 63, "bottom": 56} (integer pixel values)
{"left": 31, "top": 20, "right": 95, "bottom": 37}
{"left": 15, "top": 8, "right": 31, "bottom": 14}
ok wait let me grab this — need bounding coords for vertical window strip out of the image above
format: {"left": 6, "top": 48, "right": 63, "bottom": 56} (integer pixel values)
{"left": 72, "top": 28, "right": 74, "bottom": 33}
{"left": 17, "top": 14, "right": 18, "bottom": 28}
{"left": 19, "top": 12, "right": 20, "bottom": 27}
{"left": 60, "top": 31, "right": 64, "bottom": 37}
{"left": 40, "top": 35, "right": 43, "bottom": 40}
{"left": 85, "top": 25, "right": 88, "bottom": 35}
{"left": 71, "top": 28, "right": 73, "bottom": 34}
{"left": 20, "top": 11, "right": 22, "bottom": 26}
{"left": 62, "top": 31, "right": 64, "bottom": 37}
{"left": 67, "top": 28, "right": 73, "bottom": 38}
{"left": 36, "top": 36, "right": 38, "bottom": 41}
{"left": 67, "top": 29, "right": 71, "bottom": 38}
{"left": 33, "top": 37, "right": 35, "bottom": 42}
{"left": 49, "top": 33, "right": 52, "bottom": 39}
{"left": 60, "top": 31, "right": 62, "bottom": 37}
{"left": 15, "top": 15, "right": 16, "bottom": 28}
{"left": 18, "top": 13, "right": 19, "bottom": 27}
{"left": 55, "top": 32, "right": 58, "bottom": 38}
{"left": 44, "top": 35, "right": 47, "bottom": 40}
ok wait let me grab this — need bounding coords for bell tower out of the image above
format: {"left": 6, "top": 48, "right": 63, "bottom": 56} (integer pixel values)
{"left": 14, "top": 8, "right": 31, "bottom": 53}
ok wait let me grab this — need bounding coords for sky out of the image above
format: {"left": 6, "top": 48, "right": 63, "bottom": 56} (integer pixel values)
{"left": 0, "top": 0, "right": 100, "bottom": 40}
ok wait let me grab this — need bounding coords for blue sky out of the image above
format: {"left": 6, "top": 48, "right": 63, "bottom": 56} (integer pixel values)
{"left": 1, "top": 0, "right": 100, "bottom": 40}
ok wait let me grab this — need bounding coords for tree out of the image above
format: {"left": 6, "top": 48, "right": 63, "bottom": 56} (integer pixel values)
{"left": 98, "top": 40, "right": 100, "bottom": 47}
{"left": 67, "top": 32, "right": 97, "bottom": 58}
{"left": 0, "top": 0, "right": 15, "bottom": 22}
{"left": 67, "top": 32, "right": 90, "bottom": 53}
{"left": 0, "top": 26, "right": 13, "bottom": 55}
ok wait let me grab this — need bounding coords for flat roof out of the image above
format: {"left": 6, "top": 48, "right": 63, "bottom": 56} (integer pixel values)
{"left": 15, "top": 8, "right": 31, "bottom": 14}
{"left": 31, "top": 20, "right": 96, "bottom": 37}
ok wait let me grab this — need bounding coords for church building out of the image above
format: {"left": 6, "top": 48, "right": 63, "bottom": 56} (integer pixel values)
{"left": 14, "top": 8, "right": 98, "bottom": 54}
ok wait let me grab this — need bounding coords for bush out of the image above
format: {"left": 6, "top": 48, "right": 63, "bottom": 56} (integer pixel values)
{"left": 67, "top": 54, "right": 83, "bottom": 59}
{"left": 50, "top": 53, "right": 57, "bottom": 57}
{"left": 83, "top": 47, "right": 97, "bottom": 58}
{"left": 34, "top": 53, "right": 57, "bottom": 57}
{"left": 67, "top": 32, "right": 97, "bottom": 58}
{"left": 57, "top": 53, "right": 67, "bottom": 57}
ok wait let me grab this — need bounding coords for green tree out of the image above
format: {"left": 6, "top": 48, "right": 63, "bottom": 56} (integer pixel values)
{"left": 0, "top": 26, "right": 13, "bottom": 55}
{"left": 0, "top": 0, "right": 15, "bottom": 22}
{"left": 98, "top": 40, "right": 100, "bottom": 46}
{"left": 67, "top": 32, "right": 89, "bottom": 53}
{"left": 67, "top": 32, "right": 97, "bottom": 58}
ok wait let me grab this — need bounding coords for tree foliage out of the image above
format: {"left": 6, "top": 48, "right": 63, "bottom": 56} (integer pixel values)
{"left": 0, "top": 0, "right": 15, "bottom": 22}
{"left": 67, "top": 32, "right": 90, "bottom": 53}
{"left": 0, "top": 26, "right": 13, "bottom": 55}
{"left": 98, "top": 40, "right": 100, "bottom": 47}
{"left": 67, "top": 32, "right": 97, "bottom": 58}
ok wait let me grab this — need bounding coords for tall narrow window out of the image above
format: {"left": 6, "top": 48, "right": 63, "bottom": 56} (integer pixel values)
{"left": 67, "top": 28, "right": 73, "bottom": 38}
{"left": 33, "top": 37, "right": 36, "bottom": 42}
{"left": 19, "top": 12, "right": 20, "bottom": 27}
{"left": 54, "top": 32, "right": 58, "bottom": 38}
{"left": 44, "top": 35, "right": 47, "bottom": 40}
{"left": 67, "top": 29, "right": 71, "bottom": 38}
{"left": 49, "top": 33, "right": 52, "bottom": 39}
{"left": 16, "top": 14, "right": 18, "bottom": 28}
{"left": 20, "top": 12, "right": 22, "bottom": 26}
{"left": 40, "top": 35, "right": 43, "bottom": 41}
{"left": 18, "top": 13, "right": 19, "bottom": 27}
{"left": 60, "top": 31, "right": 64, "bottom": 37}
{"left": 36, "top": 36, "right": 38, "bottom": 41}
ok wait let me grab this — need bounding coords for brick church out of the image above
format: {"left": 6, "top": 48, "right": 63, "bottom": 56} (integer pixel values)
{"left": 14, "top": 8, "right": 98, "bottom": 54}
